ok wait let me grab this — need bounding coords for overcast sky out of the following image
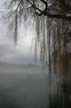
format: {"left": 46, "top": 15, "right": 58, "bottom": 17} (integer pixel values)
{"left": 0, "top": 0, "right": 40, "bottom": 64}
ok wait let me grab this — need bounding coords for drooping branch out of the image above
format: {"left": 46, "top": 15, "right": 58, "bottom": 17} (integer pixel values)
{"left": 35, "top": 0, "right": 47, "bottom": 16}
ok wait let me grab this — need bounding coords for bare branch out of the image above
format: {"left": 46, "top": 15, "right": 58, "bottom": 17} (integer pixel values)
{"left": 15, "top": 0, "right": 22, "bottom": 12}
{"left": 41, "top": 0, "right": 47, "bottom": 10}
{"left": 27, "top": 0, "right": 43, "bottom": 13}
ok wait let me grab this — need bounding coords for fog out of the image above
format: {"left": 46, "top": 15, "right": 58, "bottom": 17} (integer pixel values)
{"left": 0, "top": 61, "right": 49, "bottom": 108}
{"left": 0, "top": 1, "right": 50, "bottom": 108}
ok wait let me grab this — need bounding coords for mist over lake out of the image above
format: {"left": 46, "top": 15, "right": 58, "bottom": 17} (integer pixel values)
{"left": 0, "top": 62, "right": 49, "bottom": 108}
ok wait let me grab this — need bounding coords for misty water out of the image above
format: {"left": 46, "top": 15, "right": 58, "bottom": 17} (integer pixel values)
{"left": 0, "top": 63, "right": 50, "bottom": 108}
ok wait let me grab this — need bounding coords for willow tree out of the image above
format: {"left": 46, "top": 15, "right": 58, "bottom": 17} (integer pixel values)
{"left": 5, "top": 0, "right": 71, "bottom": 81}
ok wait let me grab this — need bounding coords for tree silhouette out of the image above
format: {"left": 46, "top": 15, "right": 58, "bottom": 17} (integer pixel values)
{"left": 3, "top": 1, "right": 71, "bottom": 107}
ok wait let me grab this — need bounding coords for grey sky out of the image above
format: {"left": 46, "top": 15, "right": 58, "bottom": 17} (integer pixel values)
{"left": 0, "top": 0, "right": 40, "bottom": 64}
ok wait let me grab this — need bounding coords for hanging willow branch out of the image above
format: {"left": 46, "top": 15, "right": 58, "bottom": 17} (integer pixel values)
{"left": 14, "top": 12, "right": 18, "bottom": 43}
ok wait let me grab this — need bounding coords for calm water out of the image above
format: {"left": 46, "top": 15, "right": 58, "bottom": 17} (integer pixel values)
{"left": 0, "top": 63, "right": 49, "bottom": 108}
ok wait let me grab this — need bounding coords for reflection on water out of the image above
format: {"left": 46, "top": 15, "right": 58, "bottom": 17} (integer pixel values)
{"left": 0, "top": 64, "right": 71, "bottom": 108}
{"left": 0, "top": 64, "right": 48, "bottom": 108}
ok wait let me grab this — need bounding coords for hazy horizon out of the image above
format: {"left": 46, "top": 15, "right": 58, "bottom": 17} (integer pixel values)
{"left": 0, "top": 0, "right": 40, "bottom": 65}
